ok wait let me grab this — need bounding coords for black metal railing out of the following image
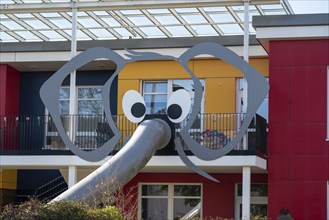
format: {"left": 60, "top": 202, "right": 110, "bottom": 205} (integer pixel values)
{"left": 0, "top": 113, "right": 267, "bottom": 155}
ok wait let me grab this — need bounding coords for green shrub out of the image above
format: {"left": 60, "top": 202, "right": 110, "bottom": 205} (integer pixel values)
{"left": 89, "top": 206, "right": 125, "bottom": 220}
{"left": 0, "top": 199, "right": 124, "bottom": 220}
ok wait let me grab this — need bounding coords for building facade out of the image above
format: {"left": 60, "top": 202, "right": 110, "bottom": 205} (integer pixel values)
{"left": 1, "top": 5, "right": 328, "bottom": 219}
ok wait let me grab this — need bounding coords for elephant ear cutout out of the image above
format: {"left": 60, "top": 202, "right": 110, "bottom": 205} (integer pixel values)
{"left": 40, "top": 47, "right": 126, "bottom": 162}
{"left": 176, "top": 42, "right": 269, "bottom": 161}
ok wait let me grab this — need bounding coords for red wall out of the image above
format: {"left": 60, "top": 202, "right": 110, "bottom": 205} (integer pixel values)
{"left": 0, "top": 64, "right": 20, "bottom": 150}
{"left": 125, "top": 172, "right": 267, "bottom": 219}
{"left": 0, "top": 65, "right": 20, "bottom": 116}
{"left": 268, "top": 40, "right": 329, "bottom": 219}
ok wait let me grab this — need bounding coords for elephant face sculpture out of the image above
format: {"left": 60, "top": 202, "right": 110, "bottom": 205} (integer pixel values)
{"left": 40, "top": 43, "right": 268, "bottom": 182}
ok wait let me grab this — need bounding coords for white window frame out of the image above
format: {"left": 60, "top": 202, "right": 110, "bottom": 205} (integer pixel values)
{"left": 234, "top": 183, "right": 268, "bottom": 220}
{"left": 138, "top": 183, "right": 203, "bottom": 220}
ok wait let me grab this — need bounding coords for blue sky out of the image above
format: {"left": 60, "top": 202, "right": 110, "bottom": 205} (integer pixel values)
{"left": 288, "top": 0, "right": 329, "bottom": 14}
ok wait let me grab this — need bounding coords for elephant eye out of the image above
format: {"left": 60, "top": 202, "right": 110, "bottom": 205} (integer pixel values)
{"left": 122, "top": 90, "right": 146, "bottom": 123}
{"left": 167, "top": 89, "right": 191, "bottom": 123}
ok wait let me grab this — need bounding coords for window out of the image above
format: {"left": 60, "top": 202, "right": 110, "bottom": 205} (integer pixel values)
{"left": 235, "top": 183, "right": 268, "bottom": 219}
{"left": 237, "top": 78, "right": 268, "bottom": 122}
{"left": 139, "top": 183, "right": 202, "bottom": 220}
{"left": 143, "top": 79, "right": 205, "bottom": 115}
{"left": 45, "top": 86, "right": 104, "bottom": 150}
{"left": 143, "top": 82, "right": 168, "bottom": 114}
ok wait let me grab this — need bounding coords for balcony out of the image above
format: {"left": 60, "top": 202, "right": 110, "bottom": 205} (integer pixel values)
{"left": 0, "top": 113, "right": 267, "bottom": 157}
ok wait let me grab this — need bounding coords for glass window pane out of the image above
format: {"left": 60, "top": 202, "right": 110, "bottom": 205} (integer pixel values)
{"left": 59, "top": 100, "right": 70, "bottom": 114}
{"left": 144, "top": 94, "right": 167, "bottom": 103}
{"left": 78, "top": 88, "right": 102, "bottom": 99}
{"left": 174, "top": 185, "right": 201, "bottom": 197}
{"left": 59, "top": 88, "right": 70, "bottom": 99}
{"left": 78, "top": 100, "right": 103, "bottom": 115}
{"left": 173, "top": 198, "right": 201, "bottom": 220}
{"left": 40, "top": 30, "right": 65, "bottom": 41}
{"left": 144, "top": 82, "right": 167, "bottom": 93}
{"left": 142, "top": 198, "right": 168, "bottom": 220}
{"left": 238, "top": 184, "right": 268, "bottom": 197}
{"left": 142, "top": 185, "right": 168, "bottom": 196}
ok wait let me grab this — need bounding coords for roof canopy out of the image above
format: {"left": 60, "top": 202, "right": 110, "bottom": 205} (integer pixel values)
{"left": 0, "top": 0, "right": 293, "bottom": 43}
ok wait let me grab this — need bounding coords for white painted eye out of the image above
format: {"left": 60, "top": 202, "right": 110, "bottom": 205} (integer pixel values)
{"left": 122, "top": 90, "right": 146, "bottom": 123}
{"left": 167, "top": 89, "right": 191, "bottom": 123}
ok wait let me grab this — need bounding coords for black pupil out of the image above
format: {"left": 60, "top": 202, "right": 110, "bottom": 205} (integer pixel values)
{"left": 131, "top": 102, "right": 146, "bottom": 118}
{"left": 167, "top": 104, "right": 182, "bottom": 120}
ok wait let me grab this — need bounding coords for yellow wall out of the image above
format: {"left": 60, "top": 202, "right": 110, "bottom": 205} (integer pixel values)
{"left": 117, "top": 58, "right": 268, "bottom": 114}
{"left": 0, "top": 170, "right": 17, "bottom": 190}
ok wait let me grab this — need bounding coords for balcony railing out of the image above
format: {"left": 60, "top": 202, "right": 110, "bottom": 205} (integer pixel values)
{"left": 0, "top": 114, "right": 267, "bottom": 156}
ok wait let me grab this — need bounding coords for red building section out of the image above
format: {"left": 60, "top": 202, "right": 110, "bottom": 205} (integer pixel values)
{"left": 0, "top": 64, "right": 20, "bottom": 150}
{"left": 125, "top": 173, "right": 267, "bottom": 218}
{"left": 268, "top": 39, "right": 329, "bottom": 219}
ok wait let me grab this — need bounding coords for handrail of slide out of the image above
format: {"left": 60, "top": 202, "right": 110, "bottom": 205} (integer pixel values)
{"left": 52, "top": 119, "right": 171, "bottom": 206}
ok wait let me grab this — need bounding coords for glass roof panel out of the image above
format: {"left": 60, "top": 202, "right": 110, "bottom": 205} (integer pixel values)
{"left": 165, "top": 26, "right": 192, "bottom": 37}
{"left": 91, "top": 28, "right": 114, "bottom": 39}
{"left": 218, "top": 24, "right": 243, "bottom": 35}
{"left": 139, "top": 27, "right": 166, "bottom": 37}
{"left": 127, "top": 16, "right": 153, "bottom": 26}
{"left": 15, "top": 31, "right": 41, "bottom": 41}
{"left": 0, "top": 32, "right": 18, "bottom": 42}
{"left": 113, "top": 28, "right": 134, "bottom": 38}
{"left": 154, "top": 15, "right": 180, "bottom": 25}
{"left": 64, "top": 29, "right": 91, "bottom": 40}
{"left": 181, "top": 14, "right": 207, "bottom": 24}
{"left": 237, "top": 12, "right": 260, "bottom": 22}
{"left": 101, "top": 17, "right": 121, "bottom": 27}
{"left": 191, "top": 25, "right": 217, "bottom": 36}
{"left": 1, "top": 20, "right": 25, "bottom": 30}
{"left": 49, "top": 19, "right": 72, "bottom": 28}
{"left": 0, "top": 1, "right": 294, "bottom": 42}
{"left": 208, "top": 13, "right": 236, "bottom": 23}
{"left": 24, "top": 19, "right": 50, "bottom": 29}
{"left": 14, "top": 13, "right": 34, "bottom": 18}
{"left": 40, "top": 30, "right": 66, "bottom": 41}
{"left": 78, "top": 18, "right": 102, "bottom": 28}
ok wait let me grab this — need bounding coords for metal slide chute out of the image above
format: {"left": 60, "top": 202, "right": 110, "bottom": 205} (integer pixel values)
{"left": 52, "top": 119, "right": 171, "bottom": 205}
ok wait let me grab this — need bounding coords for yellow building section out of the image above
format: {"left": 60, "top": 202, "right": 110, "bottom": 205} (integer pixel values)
{"left": 117, "top": 58, "right": 268, "bottom": 114}
{"left": 0, "top": 170, "right": 17, "bottom": 190}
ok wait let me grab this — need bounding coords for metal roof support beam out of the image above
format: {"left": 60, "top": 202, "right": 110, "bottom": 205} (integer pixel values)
{"left": 1, "top": 0, "right": 281, "bottom": 13}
